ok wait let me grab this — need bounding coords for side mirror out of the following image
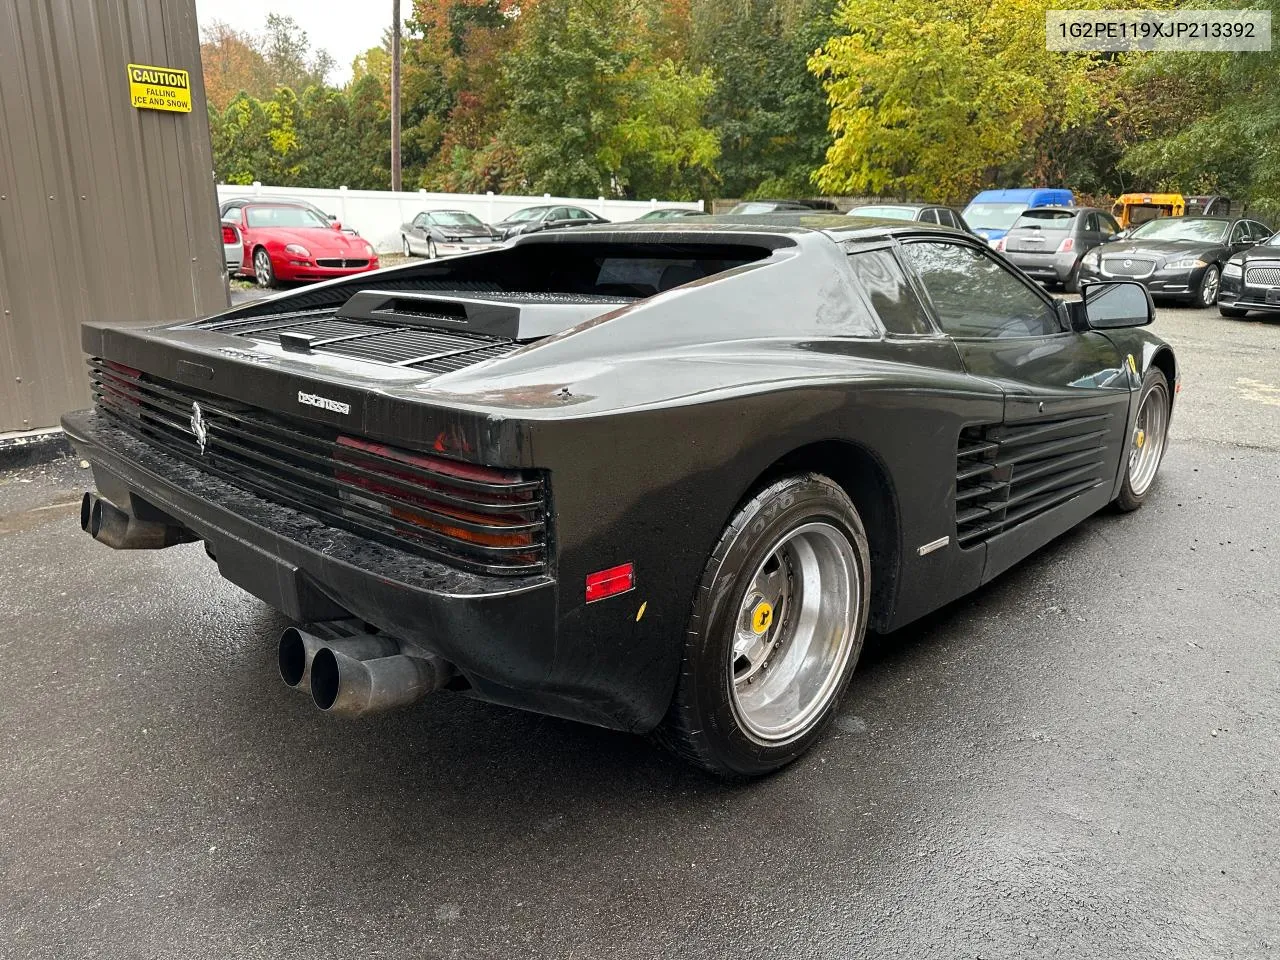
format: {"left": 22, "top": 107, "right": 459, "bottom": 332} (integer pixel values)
{"left": 1107, "top": 230, "right": 1127, "bottom": 242}
{"left": 1079, "top": 280, "right": 1155, "bottom": 329}
{"left": 330, "top": 221, "right": 342, "bottom": 231}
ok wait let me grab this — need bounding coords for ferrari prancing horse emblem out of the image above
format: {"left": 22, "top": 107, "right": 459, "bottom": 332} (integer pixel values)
{"left": 190, "top": 401, "right": 208, "bottom": 455}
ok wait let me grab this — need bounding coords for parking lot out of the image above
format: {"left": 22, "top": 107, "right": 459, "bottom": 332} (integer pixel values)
{"left": 1, "top": 303, "right": 1277, "bottom": 958}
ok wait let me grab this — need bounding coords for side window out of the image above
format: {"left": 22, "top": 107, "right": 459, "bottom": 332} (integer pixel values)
{"left": 567, "top": 208, "right": 593, "bottom": 221}
{"left": 548, "top": 207, "right": 568, "bottom": 222}
{"left": 1250, "top": 221, "right": 1272, "bottom": 241}
{"left": 900, "top": 240, "right": 1063, "bottom": 339}
{"left": 415, "top": 214, "right": 431, "bottom": 228}
{"left": 847, "top": 248, "right": 934, "bottom": 336}
{"left": 940, "top": 210, "right": 960, "bottom": 229}
{"left": 1084, "top": 213, "right": 1099, "bottom": 232}
{"left": 1230, "top": 221, "right": 1248, "bottom": 244}
{"left": 919, "top": 209, "right": 939, "bottom": 224}
{"left": 1097, "top": 214, "right": 1118, "bottom": 236}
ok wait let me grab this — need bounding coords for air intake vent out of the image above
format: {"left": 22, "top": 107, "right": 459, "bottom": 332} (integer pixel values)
{"left": 955, "top": 413, "right": 1111, "bottom": 547}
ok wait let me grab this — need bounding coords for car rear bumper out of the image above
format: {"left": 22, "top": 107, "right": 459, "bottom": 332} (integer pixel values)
{"left": 55, "top": 407, "right": 619, "bottom": 726}
{"left": 1004, "top": 251, "right": 1076, "bottom": 283}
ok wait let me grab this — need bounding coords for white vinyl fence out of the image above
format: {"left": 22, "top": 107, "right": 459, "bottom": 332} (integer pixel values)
{"left": 215, "top": 183, "right": 704, "bottom": 254}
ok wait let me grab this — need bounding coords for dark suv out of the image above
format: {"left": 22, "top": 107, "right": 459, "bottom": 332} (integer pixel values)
{"left": 999, "top": 207, "right": 1121, "bottom": 292}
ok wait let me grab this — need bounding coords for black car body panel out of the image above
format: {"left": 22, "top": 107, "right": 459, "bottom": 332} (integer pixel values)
{"left": 1078, "top": 216, "right": 1272, "bottom": 301}
{"left": 1218, "top": 240, "right": 1280, "bottom": 315}
{"left": 65, "top": 216, "right": 1177, "bottom": 732}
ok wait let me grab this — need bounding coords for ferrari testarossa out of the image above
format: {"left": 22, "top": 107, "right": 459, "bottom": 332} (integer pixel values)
{"left": 64, "top": 215, "right": 1178, "bottom": 777}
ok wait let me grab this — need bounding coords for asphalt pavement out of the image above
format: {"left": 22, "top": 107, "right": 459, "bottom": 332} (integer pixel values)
{"left": 1, "top": 304, "right": 1277, "bottom": 959}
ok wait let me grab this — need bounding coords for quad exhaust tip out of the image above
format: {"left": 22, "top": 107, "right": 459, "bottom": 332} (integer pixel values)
{"left": 80, "top": 492, "right": 195, "bottom": 549}
{"left": 278, "top": 624, "right": 452, "bottom": 717}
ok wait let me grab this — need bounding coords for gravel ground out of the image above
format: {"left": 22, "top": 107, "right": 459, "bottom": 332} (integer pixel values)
{"left": 0, "top": 302, "right": 1277, "bottom": 959}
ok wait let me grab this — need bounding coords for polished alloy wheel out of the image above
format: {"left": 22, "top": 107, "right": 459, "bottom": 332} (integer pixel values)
{"left": 402, "top": 235, "right": 411, "bottom": 257}
{"left": 253, "top": 249, "right": 272, "bottom": 287}
{"left": 729, "top": 521, "right": 860, "bottom": 742}
{"left": 1199, "top": 266, "right": 1220, "bottom": 306}
{"left": 1128, "top": 380, "right": 1169, "bottom": 496}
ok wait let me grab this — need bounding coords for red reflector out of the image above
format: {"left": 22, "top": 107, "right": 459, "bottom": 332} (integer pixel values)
{"left": 585, "top": 563, "right": 634, "bottom": 603}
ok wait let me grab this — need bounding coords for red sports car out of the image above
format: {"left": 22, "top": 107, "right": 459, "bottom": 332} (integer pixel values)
{"left": 229, "top": 202, "right": 380, "bottom": 287}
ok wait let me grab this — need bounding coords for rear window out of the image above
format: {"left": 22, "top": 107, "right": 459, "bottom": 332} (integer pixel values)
{"left": 1014, "top": 210, "right": 1076, "bottom": 228}
{"left": 850, "top": 206, "right": 917, "bottom": 220}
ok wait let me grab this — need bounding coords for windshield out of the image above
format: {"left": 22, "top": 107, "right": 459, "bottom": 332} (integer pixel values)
{"left": 850, "top": 206, "right": 917, "bottom": 220}
{"left": 245, "top": 205, "right": 329, "bottom": 229}
{"left": 1013, "top": 209, "right": 1076, "bottom": 228}
{"left": 504, "top": 207, "right": 548, "bottom": 223}
{"left": 429, "top": 211, "right": 483, "bottom": 226}
{"left": 961, "top": 202, "right": 1027, "bottom": 230}
{"left": 1129, "top": 218, "right": 1229, "bottom": 242}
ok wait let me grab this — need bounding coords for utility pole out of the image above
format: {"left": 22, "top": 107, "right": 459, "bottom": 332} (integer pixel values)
{"left": 390, "top": 0, "right": 402, "bottom": 192}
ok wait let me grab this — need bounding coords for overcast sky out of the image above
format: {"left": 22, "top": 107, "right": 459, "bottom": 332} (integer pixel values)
{"left": 194, "top": 0, "right": 407, "bottom": 84}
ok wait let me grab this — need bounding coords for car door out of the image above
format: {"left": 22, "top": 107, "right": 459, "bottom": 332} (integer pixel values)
{"left": 412, "top": 214, "right": 433, "bottom": 253}
{"left": 898, "top": 236, "right": 1135, "bottom": 581}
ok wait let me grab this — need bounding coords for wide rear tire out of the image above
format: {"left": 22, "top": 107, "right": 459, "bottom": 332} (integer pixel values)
{"left": 656, "top": 474, "right": 870, "bottom": 778}
{"left": 1115, "top": 369, "right": 1171, "bottom": 512}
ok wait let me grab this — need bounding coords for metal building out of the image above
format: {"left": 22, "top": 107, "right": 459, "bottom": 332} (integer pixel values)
{"left": 0, "top": 0, "right": 226, "bottom": 436}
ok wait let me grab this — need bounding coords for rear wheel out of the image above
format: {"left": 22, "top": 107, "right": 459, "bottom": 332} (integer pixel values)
{"left": 656, "top": 474, "right": 870, "bottom": 778}
{"left": 1115, "top": 369, "right": 1171, "bottom": 512}
{"left": 252, "top": 247, "right": 276, "bottom": 289}
{"left": 1219, "top": 304, "right": 1248, "bottom": 318}
{"left": 1196, "top": 265, "right": 1220, "bottom": 307}
{"left": 1063, "top": 260, "right": 1082, "bottom": 294}
{"left": 402, "top": 235, "right": 412, "bottom": 257}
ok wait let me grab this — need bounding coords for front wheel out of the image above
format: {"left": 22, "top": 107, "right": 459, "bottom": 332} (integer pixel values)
{"left": 1196, "top": 265, "right": 1220, "bottom": 307}
{"left": 1115, "top": 369, "right": 1171, "bottom": 512}
{"left": 252, "top": 247, "right": 276, "bottom": 289}
{"left": 402, "top": 235, "right": 412, "bottom": 257}
{"left": 427, "top": 238, "right": 438, "bottom": 259}
{"left": 656, "top": 474, "right": 870, "bottom": 778}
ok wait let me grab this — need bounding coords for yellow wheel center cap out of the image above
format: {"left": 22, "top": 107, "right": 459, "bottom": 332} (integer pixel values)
{"left": 1136, "top": 429, "right": 1146, "bottom": 449}
{"left": 751, "top": 601, "right": 774, "bottom": 635}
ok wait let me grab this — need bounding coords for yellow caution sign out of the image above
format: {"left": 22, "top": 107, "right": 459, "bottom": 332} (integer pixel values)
{"left": 127, "top": 63, "right": 192, "bottom": 113}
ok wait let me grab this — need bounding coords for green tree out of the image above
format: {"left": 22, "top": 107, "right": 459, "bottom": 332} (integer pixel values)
{"left": 1120, "top": 0, "right": 1280, "bottom": 219}
{"left": 808, "top": 0, "right": 1103, "bottom": 202}
{"left": 500, "top": 0, "right": 719, "bottom": 198}
{"left": 688, "top": 0, "right": 836, "bottom": 198}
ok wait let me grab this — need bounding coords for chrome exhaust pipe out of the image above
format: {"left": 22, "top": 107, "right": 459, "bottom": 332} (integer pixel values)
{"left": 87, "top": 496, "right": 193, "bottom": 549}
{"left": 310, "top": 642, "right": 452, "bottom": 717}
{"left": 278, "top": 624, "right": 395, "bottom": 696}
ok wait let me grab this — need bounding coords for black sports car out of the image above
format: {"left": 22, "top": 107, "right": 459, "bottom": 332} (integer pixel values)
{"left": 1218, "top": 229, "right": 1280, "bottom": 318}
{"left": 1077, "top": 215, "right": 1273, "bottom": 306}
{"left": 400, "top": 209, "right": 500, "bottom": 258}
{"left": 64, "top": 215, "right": 1177, "bottom": 778}
{"left": 492, "top": 204, "right": 609, "bottom": 239}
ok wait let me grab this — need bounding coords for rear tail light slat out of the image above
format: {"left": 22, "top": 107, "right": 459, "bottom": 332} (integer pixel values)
{"left": 89, "top": 360, "right": 550, "bottom": 576}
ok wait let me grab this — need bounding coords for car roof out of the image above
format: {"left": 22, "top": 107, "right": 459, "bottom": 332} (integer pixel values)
{"left": 533, "top": 212, "right": 956, "bottom": 243}
{"left": 969, "top": 188, "right": 1072, "bottom": 203}
{"left": 849, "top": 202, "right": 931, "bottom": 211}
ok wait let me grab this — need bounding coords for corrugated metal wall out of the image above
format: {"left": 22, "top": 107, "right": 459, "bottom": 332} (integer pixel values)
{"left": 0, "top": 0, "right": 227, "bottom": 432}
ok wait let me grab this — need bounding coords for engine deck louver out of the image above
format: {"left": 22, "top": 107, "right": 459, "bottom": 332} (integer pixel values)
{"left": 955, "top": 413, "right": 1111, "bottom": 547}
